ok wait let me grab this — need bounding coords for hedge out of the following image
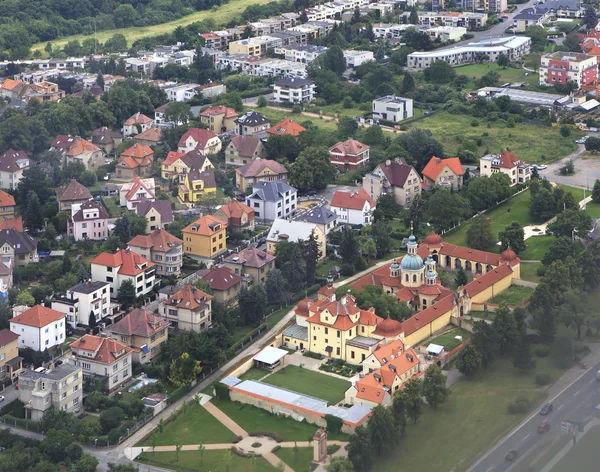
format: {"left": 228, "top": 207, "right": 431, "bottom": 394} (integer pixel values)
{"left": 325, "top": 414, "right": 344, "bottom": 434}
{"left": 249, "top": 431, "right": 283, "bottom": 442}
{"left": 167, "top": 385, "right": 192, "bottom": 405}
{"left": 507, "top": 397, "right": 530, "bottom": 414}
{"left": 214, "top": 382, "right": 231, "bottom": 401}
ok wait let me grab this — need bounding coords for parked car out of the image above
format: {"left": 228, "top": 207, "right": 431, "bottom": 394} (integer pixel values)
{"left": 537, "top": 420, "right": 550, "bottom": 433}
{"left": 540, "top": 403, "right": 553, "bottom": 415}
{"left": 532, "top": 164, "right": 547, "bottom": 171}
{"left": 0, "top": 396, "right": 5, "bottom": 402}
{"left": 505, "top": 450, "right": 518, "bottom": 461}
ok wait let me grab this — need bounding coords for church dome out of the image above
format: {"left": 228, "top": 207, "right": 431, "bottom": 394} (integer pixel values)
{"left": 423, "top": 232, "right": 443, "bottom": 245}
{"left": 373, "top": 317, "right": 403, "bottom": 337}
{"left": 390, "top": 258, "right": 400, "bottom": 270}
{"left": 501, "top": 248, "right": 517, "bottom": 262}
{"left": 400, "top": 252, "right": 424, "bottom": 271}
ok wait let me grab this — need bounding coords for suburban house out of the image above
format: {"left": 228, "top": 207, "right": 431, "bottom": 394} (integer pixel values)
{"left": 0, "top": 190, "right": 15, "bottom": 219}
{"left": 51, "top": 280, "right": 112, "bottom": 328}
{"left": 134, "top": 127, "right": 163, "bottom": 147}
{"left": 128, "top": 228, "right": 183, "bottom": 277}
{"left": 214, "top": 199, "right": 255, "bottom": 232}
{"left": 68, "top": 201, "right": 110, "bottom": 241}
{"left": 223, "top": 246, "right": 275, "bottom": 285}
{"left": 154, "top": 103, "right": 189, "bottom": 126}
{"left": 235, "top": 110, "right": 271, "bottom": 137}
{"left": 116, "top": 144, "right": 155, "bottom": 179}
{"left": 266, "top": 219, "right": 326, "bottom": 261}
{"left": 372, "top": 95, "right": 414, "bottom": 122}
{"left": 267, "top": 118, "right": 306, "bottom": 138}
{"left": 178, "top": 169, "right": 217, "bottom": 204}
{"left": 480, "top": 150, "right": 531, "bottom": 186}
{"left": 177, "top": 128, "right": 222, "bottom": 154}
{"left": 362, "top": 158, "right": 422, "bottom": 206}
{"left": 199, "top": 106, "right": 239, "bottom": 133}
{"left": 422, "top": 156, "right": 464, "bottom": 190}
{"left": 330, "top": 189, "right": 376, "bottom": 226}
{"left": 91, "top": 127, "right": 122, "bottom": 154}
{"left": 109, "top": 308, "right": 169, "bottom": 364}
{"left": 161, "top": 149, "right": 213, "bottom": 181}
{"left": 0, "top": 149, "right": 30, "bottom": 190}
{"left": 0, "top": 229, "right": 38, "bottom": 267}
{"left": 90, "top": 248, "right": 157, "bottom": 298}
{"left": 123, "top": 113, "right": 154, "bottom": 137}
{"left": 272, "top": 77, "right": 316, "bottom": 103}
{"left": 226, "top": 135, "right": 266, "bottom": 166}
{"left": 0, "top": 329, "right": 22, "bottom": 380}
{"left": 56, "top": 179, "right": 93, "bottom": 211}
{"left": 18, "top": 364, "right": 83, "bottom": 421}
{"left": 329, "top": 138, "right": 370, "bottom": 170}
{"left": 119, "top": 177, "right": 156, "bottom": 210}
{"left": 246, "top": 180, "right": 298, "bottom": 223}
{"left": 136, "top": 200, "right": 174, "bottom": 233}
{"left": 158, "top": 284, "right": 213, "bottom": 332}
{"left": 301, "top": 206, "right": 338, "bottom": 236}
{"left": 70, "top": 334, "right": 132, "bottom": 394}
{"left": 51, "top": 135, "right": 104, "bottom": 170}
{"left": 193, "top": 267, "right": 242, "bottom": 304}
{"left": 182, "top": 215, "right": 228, "bottom": 260}
{"left": 512, "top": 8, "right": 547, "bottom": 33}
{"left": 10, "top": 305, "right": 66, "bottom": 351}
{"left": 235, "top": 158, "right": 289, "bottom": 192}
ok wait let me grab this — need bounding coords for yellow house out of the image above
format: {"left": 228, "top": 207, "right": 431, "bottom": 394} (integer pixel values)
{"left": 182, "top": 215, "right": 228, "bottom": 260}
{"left": 178, "top": 169, "right": 217, "bottom": 204}
{"left": 0, "top": 329, "right": 22, "bottom": 379}
{"left": 161, "top": 150, "right": 213, "bottom": 181}
{"left": 199, "top": 106, "right": 239, "bottom": 133}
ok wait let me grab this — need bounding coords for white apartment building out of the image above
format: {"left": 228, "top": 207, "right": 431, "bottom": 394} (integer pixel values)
{"left": 372, "top": 95, "right": 414, "bottom": 122}
{"left": 256, "top": 59, "right": 308, "bottom": 78}
{"left": 414, "top": 11, "right": 488, "bottom": 30}
{"left": 0, "top": 149, "right": 30, "bottom": 190}
{"left": 246, "top": 181, "right": 298, "bottom": 223}
{"left": 274, "top": 44, "right": 328, "bottom": 63}
{"left": 426, "top": 26, "right": 467, "bottom": 42}
{"left": 51, "top": 281, "right": 112, "bottom": 328}
{"left": 343, "top": 50, "right": 374, "bottom": 68}
{"left": 10, "top": 305, "right": 66, "bottom": 352}
{"left": 164, "top": 83, "right": 201, "bottom": 102}
{"left": 273, "top": 77, "right": 316, "bottom": 103}
{"left": 373, "top": 23, "right": 412, "bottom": 40}
{"left": 68, "top": 201, "right": 110, "bottom": 242}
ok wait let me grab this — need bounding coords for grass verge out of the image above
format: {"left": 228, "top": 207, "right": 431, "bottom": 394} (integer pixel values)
{"left": 425, "top": 327, "right": 471, "bottom": 351}
{"left": 274, "top": 447, "right": 315, "bottom": 472}
{"left": 137, "top": 450, "right": 277, "bottom": 472}
{"left": 489, "top": 285, "right": 534, "bottom": 306}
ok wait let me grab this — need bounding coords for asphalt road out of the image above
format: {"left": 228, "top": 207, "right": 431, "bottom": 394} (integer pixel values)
{"left": 469, "top": 360, "right": 600, "bottom": 472}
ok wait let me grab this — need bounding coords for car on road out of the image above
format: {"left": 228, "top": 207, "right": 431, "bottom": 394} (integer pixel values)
{"left": 505, "top": 450, "right": 518, "bottom": 461}
{"left": 537, "top": 420, "right": 550, "bottom": 433}
{"left": 54, "top": 360, "right": 63, "bottom": 366}
{"left": 532, "top": 164, "right": 547, "bottom": 171}
{"left": 0, "top": 396, "right": 5, "bottom": 402}
{"left": 540, "top": 403, "right": 553, "bottom": 415}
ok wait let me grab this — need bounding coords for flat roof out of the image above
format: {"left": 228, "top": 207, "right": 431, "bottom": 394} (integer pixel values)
{"left": 253, "top": 346, "right": 288, "bottom": 365}
{"left": 427, "top": 343, "right": 444, "bottom": 355}
{"left": 346, "top": 336, "right": 381, "bottom": 349}
{"left": 283, "top": 324, "right": 309, "bottom": 341}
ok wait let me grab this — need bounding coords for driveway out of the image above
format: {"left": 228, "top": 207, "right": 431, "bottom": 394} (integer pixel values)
{"left": 539, "top": 144, "right": 599, "bottom": 189}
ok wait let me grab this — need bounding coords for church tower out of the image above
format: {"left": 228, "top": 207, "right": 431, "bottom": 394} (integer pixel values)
{"left": 400, "top": 225, "right": 425, "bottom": 288}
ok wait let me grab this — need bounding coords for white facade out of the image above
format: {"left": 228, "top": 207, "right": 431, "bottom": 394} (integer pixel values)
{"left": 246, "top": 182, "right": 298, "bottom": 223}
{"left": 10, "top": 313, "right": 66, "bottom": 352}
{"left": 165, "top": 84, "right": 201, "bottom": 102}
{"left": 330, "top": 201, "right": 374, "bottom": 225}
{"left": 426, "top": 26, "right": 467, "bottom": 42}
{"left": 372, "top": 95, "right": 414, "bottom": 122}
{"left": 539, "top": 52, "right": 598, "bottom": 88}
{"left": 51, "top": 281, "right": 112, "bottom": 328}
{"left": 273, "top": 78, "right": 316, "bottom": 104}
{"left": 343, "top": 50, "right": 374, "bottom": 68}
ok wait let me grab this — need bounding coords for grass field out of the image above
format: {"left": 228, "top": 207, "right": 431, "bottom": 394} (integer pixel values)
{"left": 520, "top": 235, "right": 554, "bottom": 261}
{"left": 274, "top": 447, "right": 315, "bottom": 472}
{"left": 239, "top": 367, "right": 269, "bottom": 381}
{"left": 262, "top": 365, "right": 350, "bottom": 405}
{"left": 454, "top": 63, "right": 539, "bottom": 87}
{"left": 520, "top": 261, "right": 543, "bottom": 283}
{"left": 489, "top": 285, "right": 534, "bottom": 306}
{"left": 551, "top": 425, "right": 600, "bottom": 472}
{"left": 426, "top": 327, "right": 471, "bottom": 351}
{"left": 585, "top": 201, "right": 600, "bottom": 217}
{"left": 260, "top": 107, "right": 339, "bottom": 132}
{"left": 139, "top": 403, "right": 236, "bottom": 446}
{"left": 376, "top": 356, "right": 566, "bottom": 472}
{"left": 410, "top": 112, "right": 580, "bottom": 163}
{"left": 137, "top": 450, "right": 277, "bottom": 472}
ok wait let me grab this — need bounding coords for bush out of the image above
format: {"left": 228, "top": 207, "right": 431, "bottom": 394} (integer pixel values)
{"left": 471, "top": 119, "right": 479, "bottom": 127}
{"left": 507, "top": 397, "right": 530, "bottom": 414}
{"left": 107, "top": 427, "right": 123, "bottom": 445}
{"left": 100, "top": 407, "right": 125, "bottom": 434}
{"left": 214, "top": 382, "right": 231, "bottom": 401}
{"left": 231, "top": 446, "right": 256, "bottom": 458}
{"left": 341, "top": 264, "right": 355, "bottom": 276}
{"left": 272, "top": 445, "right": 281, "bottom": 453}
{"left": 303, "top": 351, "right": 323, "bottom": 360}
{"left": 534, "top": 345, "right": 550, "bottom": 358}
{"left": 535, "top": 373, "right": 551, "bottom": 385}
{"left": 249, "top": 431, "right": 284, "bottom": 442}
{"left": 325, "top": 414, "right": 344, "bottom": 434}
{"left": 233, "top": 435, "right": 243, "bottom": 443}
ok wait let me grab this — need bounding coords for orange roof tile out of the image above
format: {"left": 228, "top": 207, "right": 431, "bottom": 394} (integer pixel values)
{"left": 463, "top": 263, "right": 514, "bottom": 298}
{"left": 182, "top": 215, "right": 227, "bottom": 237}
{"left": 267, "top": 118, "right": 306, "bottom": 137}
{"left": 199, "top": 106, "right": 239, "bottom": 119}
{"left": 163, "top": 284, "right": 213, "bottom": 311}
{"left": 11, "top": 305, "right": 65, "bottom": 328}
{"left": 128, "top": 228, "right": 182, "bottom": 252}
{"left": 422, "top": 156, "right": 464, "bottom": 182}
{"left": 218, "top": 200, "right": 254, "bottom": 220}
{"left": 91, "top": 249, "right": 155, "bottom": 276}
{"left": 0, "top": 190, "right": 15, "bottom": 208}
{"left": 70, "top": 334, "right": 132, "bottom": 364}
{"left": 1, "top": 79, "right": 23, "bottom": 91}
{"left": 121, "top": 143, "right": 154, "bottom": 159}
{"left": 329, "top": 138, "right": 370, "bottom": 156}
{"left": 124, "top": 113, "right": 153, "bottom": 125}
{"left": 0, "top": 216, "right": 23, "bottom": 232}
{"left": 330, "top": 188, "right": 376, "bottom": 211}
{"left": 163, "top": 151, "right": 185, "bottom": 166}
{"left": 134, "top": 127, "right": 162, "bottom": 143}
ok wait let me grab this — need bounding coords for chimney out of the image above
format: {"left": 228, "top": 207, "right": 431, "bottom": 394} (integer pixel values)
{"left": 436, "top": 157, "right": 441, "bottom": 164}
{"left": 385, "top": 160, "right": 391, "bottom": 166}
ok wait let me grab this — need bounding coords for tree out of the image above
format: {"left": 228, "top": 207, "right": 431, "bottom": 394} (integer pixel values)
{"left": 478, "top": 71, "right": 500, "bottom": 88}
{"left": 257, "top": 95, "right": 267, "bottom": 108}
{"left": 491, "top": 306, "right": 518, "bottom": 355}
{"left": 347, "top": 425, "right": 372, "bottom": 471}
{"left": 372, "top": 220, "right": 391, "bottom": 258}
{"left": 526, "top": 25, "right": 548, "bottom": 52}
{"left": 542, "top": 236, "right": 576, "bottom": 266}
{"left": 337, "top": 117, "right": 358, "bottom": 140}
{"left": 586, "top": 137, "right": 600, "bottom": 154}
{"left": 593, "top": 179, "right": 600, "bottom": 203}
{"left": 175, "top": 441, "right": 182, "bottom": 462}
{"left": 399, "top": 129, "right": 444, "bottom": 171}
{"left": 560, "top": 290, "right": 589, "bottom": 340}
{"left": 456, "top": 342, "right": 482, "bottom": 377}
{"left": 66, "top": 442, "right": 84, "bottom": 462}
{"left": 74, "top": 454, "right": 99, "bottom": 472}
{"left": 367, "top": 405, "right": 397, "bottom": 455}
{"left": 239, "top": 284, "right": 268, "bottom": 325}
{"left": 513, "top": 334, "right": 535, "bottom": 373}
{"left": 265, "top": 269, "right": 285, "bottom": 305}
{"left": 117, "top": 279, "right": 136, "bottom": 310}
{"left": 24, "top": 191, "right": 43, "bottom": 233}
{"left": 290, "top": 147, "right": 334, "bottom": 192}
{"left": 404, "top": 378, "right": 424, "bottom": 424}
{"left": 499, "top": 222, "right": 526, "bottom": 253}
{"left": 169, "top": 352, "right": 202, "bottom": 387}
{"left": 497, "top": 53, "right": 510, "bottom": 68}
{"left": 326, "top": 457, "right": 354, "bottom": 472}
{"left": 583, "top": 5, "right": 598, "bottom": 29}
{"left": 340, "top": 230, "right": 360, "bottom": 267}
{"left": 548, "top": 209, "right": 592, "bottom": 238}
{"left": 408, "top": 8, "right": 419, "bottom": 24}
{"left": 41, "top": 429, "right": 74, "bottom": 462}
{"left": 563, "top": 32, "right": 582, "bottom": 52}
{"left": 455, "top": 267, "right": 468, "bottom": 287}
{"left": 426, "top": 189, "right": 470, "bottom": 231}
{"left": 422, "top": 365, "right": 449, "bottom": 408}
{"left": 322, "top": 45, "right": 347, "bottom": 75}
{"left": 529, "top": 188, "right": 556, "bottom": 221}
{"left": 402, "top": 73, "right": 415, "bottom": 94}
{"left": 113, "top": 213, "right": 132, "bottom": 244}
{"left": 391, "top": 390, "right": 408, "bottom": 437}
{"left": 88, "top": 311, "right": 97, "bottom": 330}
{"left": 471, "top": 320, "right": 497, "bottom": 368}
{"left": 466, "top": 216, "right": 495, "bottom": 250}
{"left": 15, "top": 290, "right": 35, "bottom": 306}
{"left": 164, "top": 101, "right": 191, "bottom": 125}
{"left": 363, "top": 124, "right": 385, "bottom": 146}
{"left": 424, "top": 60, "right": 456, "bottom": 84}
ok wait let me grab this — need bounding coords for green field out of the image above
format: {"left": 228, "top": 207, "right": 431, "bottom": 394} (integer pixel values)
{"left": 239, "top": 367, "right": 270, "bottom": 382}
{"left": 410, "top": 112, "right": 580, "bottom": 163}
{"left": 274, "top": 447, "right": 315, "bottom": 472}
{"left": 551, "top": 425, "right": 600, "bottom": 472}
{"left": 454, "top": 63, "right": 539, "bottom": 87}
{"left": 489, "top": 285, "right": 534, "bottom": 306}
{"left": 585, "top": 201, "right": 600, "bottom": 217}
{"left": 260, "top": 107, "right": 339, "bottom": 132}
{"left": 137, "top": 450, "right": 277, "bottom": 472}
{"left": 426, "top": 327, "right": 471, "bottom": 351}
{"left": 262, "top": 366, "right": 350, "bottom": 405}
{"left": 520, "top": 235, "right": 554, "bottom": 261}
{"left": 520, "top": 261, "right": 543, "bottom": 283}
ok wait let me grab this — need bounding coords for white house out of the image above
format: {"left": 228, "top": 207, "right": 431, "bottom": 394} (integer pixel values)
{"left": 119, "top": 177, "right": 156, "bottom": 210}
{"left": 177, "top": 128, "right": 222, "bottom": 154}
{"left": 372, "top": 95, "right": 413, "bottom": 122}
{"left": 51, "top": 281, "right": 112, "bottom": 328}
{"left": 68, "top": 201, "right": 111, "bottom": 241}
{"left": 245, "top": 181, "right": 298, "bottom": 223}
{"left": 343, "top": 50, "right": 374, "bottom": 68}
{"left": 272, "top": 77, "right": 316, "bottom": 104}
{"left": 10, "top": 305, "right": 66, "bottom": 352}
{"left": 329, "top": 188, "right": 376, "bottom": 225}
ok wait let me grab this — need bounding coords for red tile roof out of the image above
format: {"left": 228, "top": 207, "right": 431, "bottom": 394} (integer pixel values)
{"left": 178, "top": 128, "right": 219, "bottom": 150}
{"left": 267, "top": 118, "right": 306, "bottom": 137}
{"left": 163, "top": 284, "right": 213, "bottom": 312}
{"left": 0, "top": 217, "right": 23, "bottom": 232}
{"left": 422, "top": 156, "right": 464, "bottom": 182}
{"left": 182, "top": 215, "right": 227, "bottom": 237}
{"left": 0, "top": 328, "right": 19, "bottom": 346}
{"left": 200, "top": 106, "right": 239, "bottom": 119}
{"left": 70, "top": 334, "right": 132, "bottom": 365}
{"left": 52, "top": 135, "right": 100, "bottom": 156}
{"left": 493, "top": 150, "right": 525, "bottom": 169}
{"left": 196, "top": 266, "right": 241, "bottom": 291}
{"left": 134, "top": 127, "right": 162, "bottom": 143}
{"left": 124, "top": 177, "right": 155, "bottom": 201}
{"left": 0, "top": 190, "right": 15, "bottom": 208}
{"left": 217, "top": 200, "right": 255, "bottom": 220}
{"left": 376, "top": 158, "right": 415, "bottom": 187}
{"left": 11, "top": 305, "right": 65, "bottom": 328}
{"left": 121, "top": 143, "right": 154, "bottom": 160}
{"left": 124, "top": 113, "right": 153, "bottom": 125}
{"left": 463, "top": 263, "right": 514, "bottom": 298}
{"left": 229, "top": 135, "right": 262, "bottom": 158}
{"left": 330, "top": 188, "right": 376, "bottom": 211}
{"left": 163, "top": 151, "right": 185, "bottom": 166}
{"left": 128, "top": 228, "right": 182, "bottom": 252}
{"left": 55, "top": 179, "right": 93, "bottom": 202}
{"left": 236, "top": 158, "right": 288, "bottom": 178}
{"left": 372, "top": 317, "right": 403, "bottom": 337}
{"left": 111, "top": 308, "right": 169, "bottom": 338}
{"left": 91, "top": 249, "right": 155, "bottom": 276}
{"left": 329, "top": 138, "right": 370, "bottom": 156}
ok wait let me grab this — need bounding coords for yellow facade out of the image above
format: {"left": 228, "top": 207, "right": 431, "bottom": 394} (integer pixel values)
{"left": 161, "top": 156, "right": 213, "bottom": 180}
{"left": 470, "top": 273, "right": 514, "bottom": 304}
{"left": 178, "top": 173, "right": 217, "bottom": 203}
{"left": 182, "top": 218, "right": 227, "bottom": 259}
{"left": 0, "top": 336, "right": 21, "bottom": 379}
{"left": 404, "top": 311, "right": 453, "bottom": 347}
{"left": 229, "top": 41, "right": 261, "bottom": 56}
{"left": 200, "top": 114, "right": 238, "bottom": 134}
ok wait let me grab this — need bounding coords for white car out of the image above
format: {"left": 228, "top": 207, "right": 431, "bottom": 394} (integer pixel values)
{"left": 532, "top": 164, "right": 547, "bottom": 171}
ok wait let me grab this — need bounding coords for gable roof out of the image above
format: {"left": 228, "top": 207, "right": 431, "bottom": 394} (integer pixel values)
{"left": 0, "top": 217, "right": 23, "bottom": 232}
{"left": 375, "top": 158, "right": 416, "bottom": 187}
{"left": 0, "top": 190, "right": 15, "bottom": 208}
{"left": 182, "top": 215, "right": 227, "bottom": 236}
{"left": 72, "top": 201, "right": 109, "bottom": 222}
{"left": 217, "top": 200, "right": 255, "bottom": 220}
{"left": 1, "top": 79, "right": 23, "bottom": 92}
{"left": 495, "top": 150, "right": 525, "bottom": 168}
{"left": 180, "top": 149, "right": 211, "bottom": 170}
{"left": 329, "top": 138, "right": 370, "bottom": 156}
{"left": 91, "top": 127, "right": 122, "bottom": 145}
{"left": 422, "top": 156, "right": 464, "bottom": 181}
{"left": 122, "top": 177, "right": 156, "bottom": 201}
{"left": 330, "top": 188, "right": 376, "bottom": 211}
{"left": 0, "top": 228, "right": 37, "bottom": 254}
{"left": 0, "top": 149, "right": 29, "bottom": 173}
{"left": 136, "top": 200, "right": 173, "bottom": 224}
{"left": 162, "top": 284, "right": 213, "bottom": 311}
{"left": 463, "top": 263, "right": 514, "bottom": 298}
{"left": 196, "top": 266, "right": 241, "bottom": 291}
{"left": 236, "top": 158, "right": 288, "bottom": 178}
{"left": 110, "top": 308, "right": 169, "bottom": 338}
{"left": 248, "top": 180, "right": 296, "bottom": 202}
{"left": 134, "top": 127, "right": 163, "bottom": 143}
{"left": 11, "top": 305, "right": 65, "bottom": 328}
{"left": 163, "top": 151, "right": 186, "bottom": 166}
{"left": 199, "top": 106, "right": 239, "bottom": 119}
{"left": 55, "top": 179, "right": 93, "bottom": 202}
{"left": 128, "top": 228, "right": 182, "bottom": 252}
{"left": 229, "top": 135, "right": 262, "bottom": 158}
{"left": 124, "top": 113, "right": 153, "bottom": 126}
{"left": 0, "top": 328, "right": 18, "bottom": 346}
{"left": 121, "top": 143, "right": 154, "bottom": 160}
{"left": 178, "top": 128, "right": 219, "bottom": 149}
{"left": 267, "top": 118, "right": 306, "bottom": 137}
{"left": 52, "top": 135, "right": 100, "bottom": 156}
{"left": 185, "top": 169, "right": 217, "bottom": 189}
{"left": 91, "top": 249, "right": 155, "bottom": 276}
{"left": 70, "top": 334, "right": 132, "bottom": 365}
{"left": 224, "top": 246, "right": 275, "bottom": 268}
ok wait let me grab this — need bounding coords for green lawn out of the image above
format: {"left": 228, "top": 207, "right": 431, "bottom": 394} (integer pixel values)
{"left": 410, "top": 112, "right": 580, "bottom": 163}
{"left": 454, "top": 63, "right": 539, "bottom": 87}
{"left": 274, "top": 447, "right": 315, "bottom": 472}
{"left": 211, "top": 399, "right": 348, "bottom": 441}
{"left": 317, "top": 258, "right": 340, "bottom": 277}
{"left": 426, "top": 327, "right": 471, "bottom": 351}
{"left": 138, "top": 403, "right": 236, "bottom": 446}
{"left": 137, "top": 450, "right": 277, "bottom": 472}
{"left": 551, "top": 425, "right": 600, "bottom": 472}
{"left": 585, "top": 201, "right": 600, "bottom": 217}
{"left": 239, "top": 367, "right": 270, "bottom": 382}
{"left": 260, "top": 107, "right": 339, "bottom": 132}
{"left": 101, "top": 196, "right": 124, "bottom": 218}
{"left": 489, "top": 285, "right": 534, "bottom": 306}
{"left": 376, "top": 357, "right": 566, "bottom": 472}
{"left": 261, "top": 365, "right": 350, "bottom": 405}
{"left": 520, "top": 261, "right": 543, "bottom": 283}
{"left": 520, "top": 235, "right": 554, "bottom": 261}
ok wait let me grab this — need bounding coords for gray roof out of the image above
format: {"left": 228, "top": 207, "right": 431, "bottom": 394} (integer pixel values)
{"left": 19, "top": 364, "right": 80, "bottom": 382}
{"left": 514, "top": 8, "right": 545, "bottom": 19}
{"left": 221, "top": 375, "right": 242, "bottom": 387}
{"left": 253, "top": 346, "right": 288, "bottom": 365}
{"left": 346, "top": 336, "right": 381, "bottom": 349}
{"left": 236, "top": 110, "right": 270, "bottom": 126}
{"left": 303, "top": 206, "right": 337, "bottom": 225}
{"left": 248, "top": 181, "right": 296, "bottom": 202}
{"left": 69, "top": 281, "right": 109, "bottom": 295}
{"left": 283, "top": 324, "right": 308, "bottom": 341}
{"left": 0, "top": 229, "right": 37, "bottom": 255}
{"left": 275, "top": 77, "right": 314, "bottom": 88}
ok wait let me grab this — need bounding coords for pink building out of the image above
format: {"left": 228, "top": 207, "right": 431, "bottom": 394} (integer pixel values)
{"left": 68, "top": 201, "right": 110, "bottom": 241}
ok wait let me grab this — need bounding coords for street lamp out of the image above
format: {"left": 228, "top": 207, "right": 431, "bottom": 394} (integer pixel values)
{"left": 95, "top": 438, "right": 98, "bottom": 447}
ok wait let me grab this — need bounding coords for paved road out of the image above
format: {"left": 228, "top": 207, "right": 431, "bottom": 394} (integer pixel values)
{"left": 469, "top": 359, "right": 600, "bottom": 472}
{"left": 538, "top": 142, "right": 600, "bottom": 189}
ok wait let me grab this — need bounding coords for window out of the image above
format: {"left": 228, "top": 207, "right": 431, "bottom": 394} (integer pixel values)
{"left": 351, "top": 351, "right": 355, "bottom": 359}
{"left": 336, "top": 347, "right": 340, "bottom": 355}
{"left": 113, "top": 375, "right": 119, "bottom": 383}
{"left": 324, "top": 328, "right": 328, "bottom": 334}
{"left": 337, "top": 330, "right": 340, "bottom": 338}
{"left": 120, "top": 336, "right": 127, "bottom": 343}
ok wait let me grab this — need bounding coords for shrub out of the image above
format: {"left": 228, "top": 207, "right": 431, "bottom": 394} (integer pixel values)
{"left": 232, "top": 446, "right": 256, "bottom": 458}
{"left": 107, "top": 427, "right": 123, "bottom": 445}
{"left": 507, "top": 397, "right": 530, "bottom": 414}
{"left": 233, "top": 435, "right": 243, "bottom": 443}
{"left": 303, "top": 351, "right": 323, "bottom": 360}
{"left": 214, "top": 382, "right": 231, "bottom": 401}
{"left": 325, "top": 414, "right": 344, "bottom": 434}
{"left": 272, "top": 445, "right": 281, "bottom": 453}
{"left": 471, "top": 119, "right": 479, "bottom": 127}
{"left": 341, "top": 264, "right": 355, "bottom": 276}
{"left": 249, "top": 431, "right": 284, "bottom": 442}
{"left": 534, "top": 345, "right": 550, "bottom": 358}
{"left": 535, "top": 373, "right": 551, "bottom": 385}
{"left": 251, "top": 442, "right": 262, "bottom": 448}
{"left": 99, "top": 407, "right": 125, "bottom": 434}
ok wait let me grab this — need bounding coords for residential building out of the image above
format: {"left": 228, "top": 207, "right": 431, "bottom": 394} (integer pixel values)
{"left": 539, "top": 51, "right": 598, "bottom": 88}
{"left": 178, "top": 169, "right": 217, "bottom": 203}
{"left": 235, "top": 158, "right": 289, "bottom": 192}
{"left": 119, "top": 177, "right": 156, "bottom": 210}
{"left": 109, "top": 308, "right": 169, "bottom": 363}
{"left": 512, "top": 8, "right": 548, "bottom": 33}
{"left": 214, "top": 199, "right": 256, "bottom": 231}
{"left": 413, "top": 11, "right": 488, "bottom": 30}
{"left": 266, "top": 219, "right": 326, "bottom": 260}
{"left": 90, "top": 248, "right": 157, "bottom": 298}
{"left": 0, "top": 229, "right": 38, "bottom": 267}
{"left": 128, "top": 228, "right": 183, "bottom": 277}
{"left": 422, "top": 156, "right": 464, "bottom": 190}
{"left": 154, "top": 103, "right": 189, "bottom": 127}
{"left": 480, "top": 150, "right": 531, "bottom": 186}
{"left": 193, "top": 267, "right": 242, "bottom": 304}
{"left": 51, "top": 281, "right": 112, "bottom": 328}
{"left": 267, "top": 118, "right": 306, "bottom": 138}
{"left": 51, "top": 135, "right": 104, "bottom": 170}
{"left": 161, "top": 149, "right": 213, "bottom": 181}
{"left": 164, "top": 83, "right": 201, "bottom": 102}
{"left": 182, "top": 215, "right": 228, "bottom": 260}
{"left": 301, "top": 206, "right": 338, "bottom": 236}
{"left": 70, "top": 334, "right": 132, "bottom": 394}
{"left": 272, "top": 77, "right": 316, "bottom": 104}
{"left": 330, "top": 189, "right": 376, "bottom": 226}
{"left": 223, "top": 246, "right": 275, "bottom": 284}
{"left": 0, "top": 190, "right": 15, "bottom": 219}
{"left": 343, "top": 50, "right": 375, "bottom": 67}
{"left": 136, "top": 200, "right": 174, "bottom": 233}
{"left": 123, "top": 113, "right": 154, "bottom": 137}
{"left": 158, "top": 284, "right": 213, "bottom": 332}
{"left": 226, "top": 135, "right": 267, "bottom": 166}
{"left": 91, "top": 127, "right": 122, "bottom": 154}
{"left": 134, "top": 127, "right": 163, "bottom": 147}
{"left": 425, "top": 26, "right": 468, "bottom": 41}
{"left": 0, "top": 329, "right": 21, "bottom": 380}
{"left": 116, "top": 144, "right": 155, "bottom": 179}
{"left": 177, "top": 128, "right": 222, "bottom": 154}
{"left": 195, "top": 82, "right": 227, "bottom": 98}
{"left": 274, "top": 44, "right": 328, "bottom": 63}
{"left": 236, "top": 110, "right": 271, "bottom": 136}
{"left": 0, "top": 149, "right": 30, "bottom": 190}
{"left": 18, "top": 364, "right": 83, "bottom": 421}
{"left": 329, "top": 138, "right": 370, "bottom": 170}
{"left": 68, "top": 201, "right": 110, "bottom": 241}
{"left": 199, "top": 106, "right": 239, "bottom": 133}
{"left": 362, "top": 158, "right": 422, "bottom": 206}
{"left": 10, "top": 305, "right": 66, "bottom": 351}
{"left": 372, "top": 95, "right": 413, "bottom": 122}
{"left": 55, "top": 179, "right": 93, "bottom": 211}
{"left": 246, "top": 180, "right": 298, "bottom": 223}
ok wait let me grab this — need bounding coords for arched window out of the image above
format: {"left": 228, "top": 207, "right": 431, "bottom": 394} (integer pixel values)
{"left": 405, "top": 274, "right": 409, "bottom": 282}
{"left": 413, "top": 274, "right": 417, "bottom": 283}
